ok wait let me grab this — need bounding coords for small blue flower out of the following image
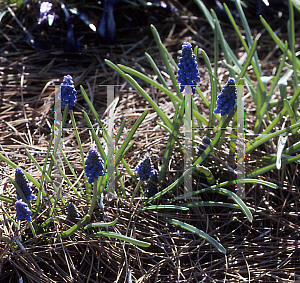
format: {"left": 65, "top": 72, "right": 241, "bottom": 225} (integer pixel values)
{"left": 135, "top": 156, "right": 155, "bottom": 182}
{"left": 60, "top": 75, "right": 77, "bottom": 110}
{"left": 214, "top": 78, "right": 237, "bottom": 116}
{"left": 145, "top": 171, "right": 158, "bottom": 198}
{"left": 85, "top": 148, "right": 105, "bottom": 184}
{"left": 177, "top": 42, "right": 201, "bottom": 94}
{"left": 15, "top": 168, "right": 35, "bottom": 201}
{"left": 15, "top": 200, "right": 32, "bottom": 222}
{"left": 67, "top": 202, "right": 80, "bottom": 218}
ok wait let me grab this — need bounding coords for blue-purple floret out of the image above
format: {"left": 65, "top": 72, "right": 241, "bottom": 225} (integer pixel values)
{"left": 177, "top": 42, "right": 201, "bottom": 94}
{"left": 15, "top": 168, "right": 35, "bottom": 201}
{"left": 15, "top": 200, "right": 32, "bottom": 222}
{"left": 214, "top": 78, "right": 237, "bottom": 116}
{"left": 135, "top": 156, "right": 155, "bottom": 182}
{"left": 60, "top": 75, "right": 77, "bottom": 110}
{"left": 84, "top": 148, "right": 105, "bottom": 184}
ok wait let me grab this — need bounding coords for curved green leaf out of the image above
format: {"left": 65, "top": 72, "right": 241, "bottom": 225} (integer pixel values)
{"left": 163, "top": 218, "right": 226, "bottom": 254}
{"left": 84, "top": 218, "right": 118, "bottom": 229}
{"left": 90, "top": 231, "right": 151, "bottom": 247}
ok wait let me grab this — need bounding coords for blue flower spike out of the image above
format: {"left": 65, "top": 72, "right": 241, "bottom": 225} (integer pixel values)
{"left": 60, "top": 75, "right": 77, "bottom": 110}
{"left": 130, "top": 156, "right": 155, "bottom": 205}
{"left": 84, "top": 148, "right": 105, "bottom": 184}
{"left": 177, "top": 42, "right": 201, "bottom": 94}
{"left": 15, "top": 200, "right": 32, "bottom": 222}
{"left": 135, "top": 156, "right": 155, "bottom": 182}
{"left": 15, "top": 168, "right": 35, "bottom": 201}
{"left": 214, "top": 78, "right": 237, "bottom": 116}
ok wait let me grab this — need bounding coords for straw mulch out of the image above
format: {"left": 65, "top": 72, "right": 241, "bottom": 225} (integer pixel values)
{"left": 0, "top": 0, "right": 300, "bottom": 282}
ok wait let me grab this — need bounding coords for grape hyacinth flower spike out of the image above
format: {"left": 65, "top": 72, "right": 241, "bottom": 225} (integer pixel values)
{"left": 84, "top": 148, "right": 105, "bottom": 184}
{"left": 177, "top": 42, "right": 201, "bottom": 94}
{"left": 15, "top": 200, "right": 32, "bottom": 222}
{"left": 60, "top": 75, "right": 77, "bottom": 110}
{"left": 214, "top": 78, "right": 237, "bottom": 116}
{"left": 130, "top": 156, "right": 155, "bottom": 204}
{"left": 15, "top": 168, "right": 35, "bottom": 201}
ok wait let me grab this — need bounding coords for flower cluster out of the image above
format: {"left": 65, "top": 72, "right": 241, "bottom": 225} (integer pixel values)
{"left": 214, "top": 78, "right": 237, "bottom": 116}
{"left": 15, "top": 168, "right": 35, "bottom": 201}
{"left": 67, "top": 202, "right": 80, "bottom": 218}
{"left": 15, "top": 200, "right": 32, "bottom": 222}
{"left": 85, "top": 148, "right": 105, "bottom": 184}
{"left": 145, "top": 171, "right": 158, "bottom": 198}
{"left": 135, "top": 156, "right": 155, "bottom": 182}
{"left": 177, "top": 42, "right": 201, "bottom": 94}
{"left": 60, "top": 75, "right": 77, "bottom": 110}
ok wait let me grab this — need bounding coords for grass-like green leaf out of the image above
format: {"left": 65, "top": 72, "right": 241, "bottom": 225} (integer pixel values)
{"left": 141, "top": 205, "right": 189, "bottom": 211}
{"left": 163, "top": 218, "right": 226, "bottom": 254}
{"left": 90, "top": 231, "right": 151, "bottom": 247}
{"left": 179, "top": 201, "right": 255, "bottom": 212}
{"left": 84, "top": 218, "right": 118, "bottom": 229}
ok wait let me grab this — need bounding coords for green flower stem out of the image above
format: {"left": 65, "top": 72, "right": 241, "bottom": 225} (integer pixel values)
{"left": 130, "top": 179, "right": 143, "bottom": 205}
{"left": 29, "top": 222, "right": 37, "bottom": 238}
{"left": 88, "top": 180, "right": 99, "bottom": 216}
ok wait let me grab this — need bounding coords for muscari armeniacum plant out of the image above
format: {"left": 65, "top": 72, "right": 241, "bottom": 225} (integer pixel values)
{"left": 103, "top": 25, "right": 279, "bottom": 253}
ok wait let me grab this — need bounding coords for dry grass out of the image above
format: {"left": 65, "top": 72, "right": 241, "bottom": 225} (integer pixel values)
{"left": 1, "top": 1, "right": 300, "bottom": 282}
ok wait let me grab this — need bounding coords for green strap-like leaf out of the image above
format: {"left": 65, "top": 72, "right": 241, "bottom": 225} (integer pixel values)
{"left": 163, "top": 218, "right": 226, "bottom": 254}
{"left": 84, "top": 218, "right": 118, "bottom": 229}
{"left": 141, "top": 205, "right": 189, "bottom": 211}
{"left": 90, "top": 231, "right": 151, "bottom": 247}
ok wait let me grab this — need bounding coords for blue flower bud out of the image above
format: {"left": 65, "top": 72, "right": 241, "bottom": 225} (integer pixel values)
{"left": 15, "top": 168, "right": 35, "bottom": 201}
{"left": 60, "top": 75, "right": 77, "bottom": 110}
{"left": 67, "top": 202, "right": 80, "bottom": 218}
{"left": 84, "top": 148, "right": 105, "bottom": 184}
{"left": 15, "top": 200, "right": 32, "bottom": 222}
{"left": 135, "top": 156, "right": 155, "bottom": 182}
{"left": 177, "top": 43, "right": 200, "bottom": 94}
{"left": 214, "top": 78, "right": 237, "bottom": 116}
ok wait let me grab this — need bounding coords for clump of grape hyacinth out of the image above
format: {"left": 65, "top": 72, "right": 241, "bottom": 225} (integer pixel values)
{"left": 15, "top": 168, "right": 35, "bottom": 201}
{"left": 60, "top": 75, "right": 77, "bottom": 110}
{"left": 177, "top": 42, "right": 201, "bottom": 94}
{"left": 214, "top": 78, "right": 237, "bottom": 116}
{"left": 67, "top": 202, "right": 80, "bottom": 218}
{"left": 15, "top": 200, "right": 32, "bottom": 222}
{"left": 135, "top": 156, "right": 155, "bottom": 182}
{"left": 85, "top": 148, "right": 105, "bottom": 184}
